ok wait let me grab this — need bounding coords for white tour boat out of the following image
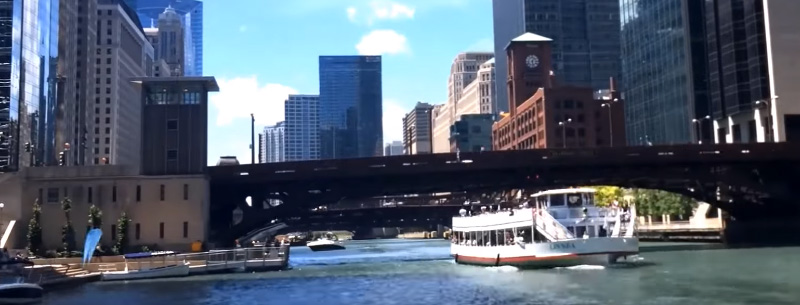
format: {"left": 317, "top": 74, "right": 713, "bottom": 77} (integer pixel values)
{"left": 307, "top": 232, "right": 346, "bottom": 252}
{"left": 0, "top": 261, "right": 43, "bottom": 305}
{"left": 451, "top": 188, "right": 638, "bottom": 268}
{"left": 101, "top": 251, "right": 190, "bottom": 281}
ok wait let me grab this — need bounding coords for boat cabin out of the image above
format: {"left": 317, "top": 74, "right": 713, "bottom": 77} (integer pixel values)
{"left": 531, "top": 188, "right": 616, "bottom": 238}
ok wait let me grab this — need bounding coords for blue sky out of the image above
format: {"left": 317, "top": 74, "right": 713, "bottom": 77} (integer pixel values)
{"left": 204, "top": 0, "right": 494, "bottom": 165}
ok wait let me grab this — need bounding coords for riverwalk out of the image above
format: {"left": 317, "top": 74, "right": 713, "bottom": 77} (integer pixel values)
{"left": 19, "top": 246, "right": 290, "bottom": 291}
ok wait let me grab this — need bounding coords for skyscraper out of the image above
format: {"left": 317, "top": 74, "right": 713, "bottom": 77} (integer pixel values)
{"left": 0, "top": 0, "right": 60, "bottom": 171}
{"left": 261, "top": 122, "right": 285, "bottom": 163}
{"left": 492, "top": 0, "right": 622, "bottom": 110}
{"left": 132, "top": 0, "right": 201, "bottom": 76}
{"left": 155, "top": 6, "right": 185, "bottom": 76}
{"left": 284, "top": 95, "right": 320, "bottom": 161}
{"left": 402, "top": 102, "right": 434, "bottom": 155}
{"left": 318, "top": 56, "right": 383, "bottom": 159}
{"left": 491, "top": 0, "right": 525, "bottom": 115}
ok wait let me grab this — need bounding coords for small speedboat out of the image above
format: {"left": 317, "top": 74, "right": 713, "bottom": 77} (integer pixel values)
{"left": 0, "top": 261, "right": 43, "bottom": 305}
{"left": 307, "top": 232, "right": 346, "bottom": 252}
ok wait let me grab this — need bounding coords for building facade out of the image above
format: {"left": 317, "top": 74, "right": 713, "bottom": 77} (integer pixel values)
{"left": 285, "top": 95, "right": 320, "bottom": 161}
{"left": 493, "top": 33, "right": 625, "bottom": 150}
{"left": 383, "top": 141, "right": 403, "bottom": 156}
{"left": 0, "top": 165, "right": 209, "bottom": 251}
{"left": 261, "top": 122, "right": 285, "bottom": 163}
{"left": 450, "top": 114, "right": 494, "bottom": 153}
{"left": 621, "top": 0, "right": 711, "bottom": 145}
{"left": 132, "top": 0, "right": 201, "bottom": 76}
{"left": 0, "top": 0, "right": 60, "bottom": 171}
{"left": 92, "top": 1, "right": 154, "bottom": 167}
{"left": 137, "top": 77, "right": 218, "bottom": 175}
{"left": 318, "top": 56, "right": 383, "bottom": 159}
{"left": 154, "top": 6, "right": 184, "bottom": 76}
{"left": 491, "top": 0, "right": 526, "bottom": 115}
{"left": 402, "top": 102, "right": 434, "bottom": 155}
{"left": 709, "top": 0, "right": 800, "bottom": 144}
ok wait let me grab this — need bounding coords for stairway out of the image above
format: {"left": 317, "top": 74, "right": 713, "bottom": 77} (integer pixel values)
{"left": 25, "top": 264, "right": 90, "bottom": 284}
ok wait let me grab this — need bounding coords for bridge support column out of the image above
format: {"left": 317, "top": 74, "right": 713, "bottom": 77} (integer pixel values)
{"left": 723, "top": 218, "right": 800, "bottom": 245}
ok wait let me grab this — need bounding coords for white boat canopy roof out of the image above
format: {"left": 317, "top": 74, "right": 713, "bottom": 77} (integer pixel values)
{"left": 531, "top": 188, "right": 597, "bottom": 197}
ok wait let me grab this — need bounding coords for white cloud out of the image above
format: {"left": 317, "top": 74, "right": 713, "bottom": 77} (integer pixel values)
{"left": 383, "top": 99, "right": 406, "bottom": 143}
{"left": 346, "top": 7, "right": 358, "bottom": 22}
{"left": 209, "top": 76, "right": 298, "bottom": 127}
{"left": 355, "top": 29, "right": 410, "bottom": 56}
{"left": 239, "top": 25, "right": 248, "bottom": 32}
{"left": 346, "top": 0, "right": 415, "bottom": 25}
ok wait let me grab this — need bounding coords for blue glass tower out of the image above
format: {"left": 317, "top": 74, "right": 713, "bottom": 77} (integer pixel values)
{"left": 132, "top": 0, "right": 202, "bottom": 76}
{"left": 318, "top": 56, "right": 383, "bottom": 159}
{"left": 0, "top": 0, "right": 59, "bottom": 171}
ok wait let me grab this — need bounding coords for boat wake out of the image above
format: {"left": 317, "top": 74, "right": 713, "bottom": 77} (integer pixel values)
{"left": 554, "top": 264, "right": 605, "bottom": 270}
{"left": 484, "top": 265, "right": 519, "bottom": 272}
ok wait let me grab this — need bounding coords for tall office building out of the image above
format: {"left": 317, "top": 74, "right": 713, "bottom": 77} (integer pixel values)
{"left": 261, "top": 122, "right": 285, "bottom": 163}
{"left": 132, "top": 0, "right": 201, "bottom": 76}
{"left": 318, "top": 56, "right": 383, "bottom": 159}
{"left": 384, "top": 141, "right": 403, "bottom": 156}
{"left": 153, "top": 6, "right": 185, "bottom": 76}
{"left": 402, "top": 102, "right": 434, "bottom": 155}
{"left": 91, "top": 0, "right": 154, "bottom": 166}
{"left": 707, "top": 0, "right": 800, "bottom": 143}
{"left": 492, "top": 0, "right": 621, "bottom": 111}
{"left": 432, "top": 53, "right": 493, "bottom": 153}
{"left": 137, "top": 77, "right": 218, "bottom": 175}
{"left": 491, "top": 0, "right": 525, "bottom": 114}
{"left": 0, "top": 0, "right": 59, "bottom": 171}
{"left": 284, "top": 95, "right": 320, "bottom": 161}
{"left": 621, "top": 0, "right": 711, "bottom": 145}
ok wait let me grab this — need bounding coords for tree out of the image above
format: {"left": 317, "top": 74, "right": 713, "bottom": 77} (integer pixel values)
{"left": 631, "top": 189, "right": 697, "bottom": 218}
{"left": 113, "top": 212, "right": 131, "bottom": 255}
{"left": 61, "top": 197, "right": 77, "bottom": 255}
{"left": 27, "top": 199, "right": 43, "bottom": 256}
{"left": 591, "top": 186, "right": 624, "bottom": 207}
{"left": 88, "top": 204, "right": 103, "bottom": 229}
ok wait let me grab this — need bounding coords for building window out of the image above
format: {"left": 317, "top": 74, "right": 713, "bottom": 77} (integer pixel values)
{"left": 136, "top": 185, "right": 141, "bottom": 202}
{"left": 135, "top": 223, "right": 141, "bottom": 240}
{"left": 87, "top": 187, "right": 93, "bottom": 203}
{"left": 46, "top": 188, "right": 59, "bottom": 203}
{"left": 167, "top": 150, "right": 178, "bottom": 160}
{"left": 111, "top": 224, "right": 117, "bottom": 240}
{"left": 112, "top": 186, "right": 117, "bottom": 202}
{"left": 159, "top": 222, "right": 164, "bottom": 239}
{"left": 166, "top": 120, "right": 178, "bottom": 130}
{"left": 160, "top": 184, "right": 165, "bottom": 201}
{"left": 183, "top": 222, "right": 188, "bottom": 238}
{"left": 183, "top": 184, "right": 189, "bottom": 200}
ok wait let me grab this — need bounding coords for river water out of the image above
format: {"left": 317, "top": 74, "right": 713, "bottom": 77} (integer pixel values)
{"left": 44, "top": 240, "right": 800, "bottom": 305}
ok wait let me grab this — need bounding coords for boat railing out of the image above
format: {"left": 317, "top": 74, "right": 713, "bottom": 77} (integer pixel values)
{"left": 625, "top": 204, "right": 637, "bottom": 238}
{"left": 533, "top": 209, "right": 575, "bottom": 241}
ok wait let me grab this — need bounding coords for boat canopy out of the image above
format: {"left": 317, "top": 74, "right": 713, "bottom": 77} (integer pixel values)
{"left": 123, "top": 251, "right": 180, "bottom": 259}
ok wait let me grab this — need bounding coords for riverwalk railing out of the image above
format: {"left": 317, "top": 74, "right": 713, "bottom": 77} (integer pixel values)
{"left": 176, "top": 246, "right": 290, "bottom": 273}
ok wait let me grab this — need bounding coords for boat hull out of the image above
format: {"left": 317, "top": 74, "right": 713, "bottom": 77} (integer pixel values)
{"left": 308, "top": 244, "right": 346, "bottom": 252}
{"left": 451, "top": 237, "right": 639, "bottom": 269}
{"left": 101, "top": 263, "right": 190, "bottom": 281}
{"left": 0, "top": 283, "right": 43, "bottom": 305}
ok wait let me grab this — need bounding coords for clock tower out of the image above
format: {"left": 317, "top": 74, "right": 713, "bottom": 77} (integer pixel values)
{"left": 505, "top": 32, "right": 553, "bottom": 112}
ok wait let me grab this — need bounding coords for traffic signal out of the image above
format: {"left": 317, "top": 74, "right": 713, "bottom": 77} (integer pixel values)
{"left": 58, "top": 152, "right": 65, "bottom": 166}
{"left": 24, "top": 142, "right": 31, "bottom": 152}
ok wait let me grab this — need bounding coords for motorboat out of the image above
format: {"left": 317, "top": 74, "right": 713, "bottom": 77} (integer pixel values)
{"left": 0, "top": 260, "right": 43, "bottom": 305}
{"left": 450, "top": 188, "right": 639, "bottom": 269}
{"left": 101, "top": 251, "right": 190, "bottom": 281}
{"left": 307, "top": 232, "right": 346, "bottom": 252}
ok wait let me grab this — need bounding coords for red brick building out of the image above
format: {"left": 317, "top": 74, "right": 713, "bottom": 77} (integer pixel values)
{"left": 493, "top": 33, "right": 625, "bottom": 150}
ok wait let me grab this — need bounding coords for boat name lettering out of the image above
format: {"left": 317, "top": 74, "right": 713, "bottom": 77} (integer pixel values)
{"left": 549, "top": 243, "right": 576, "bottom": 250}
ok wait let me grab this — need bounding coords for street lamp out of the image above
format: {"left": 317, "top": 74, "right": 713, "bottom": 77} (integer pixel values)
{"left": 558, "top": 118, "right": 573, "bottom": 148}
{"left": 601, "top": 98, "right": 618, "bottom": 147}
{"left": 755, "top": 96, "right": 778, "bottom": 142}
{"left": 691, "top": 115, "right": 711, "bottom": 144}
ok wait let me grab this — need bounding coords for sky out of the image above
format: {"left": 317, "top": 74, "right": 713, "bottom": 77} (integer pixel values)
{"left": 203, "top": 0, "right": 494, "bottom": 165}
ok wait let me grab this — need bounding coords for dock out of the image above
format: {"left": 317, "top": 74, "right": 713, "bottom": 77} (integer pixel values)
{"left": 180, "top": 246, "right": 290, "bottom": 274}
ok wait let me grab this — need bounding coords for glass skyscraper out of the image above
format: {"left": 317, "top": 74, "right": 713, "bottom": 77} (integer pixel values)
{"left": 0, "top": 0, "right": 59, "bottom": 171}
{"left": 132, "top": 0, "right": 202, "bottom": 76}
{"left": 620, "top": 0, "right": 711, "bottom": 145}
{"left": 318, "top": 56, "right": 383, "bottom": 159}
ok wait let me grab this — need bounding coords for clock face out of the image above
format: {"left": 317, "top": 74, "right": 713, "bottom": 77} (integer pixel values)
{"left": 526, "top": 55, "right": 540, "bottom": 69}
